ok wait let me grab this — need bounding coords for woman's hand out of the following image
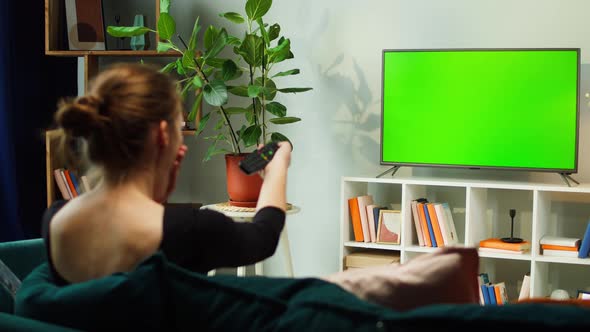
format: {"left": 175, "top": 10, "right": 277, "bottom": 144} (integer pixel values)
{"left": 258, "top": 141, "right": 291, "bottom": 178}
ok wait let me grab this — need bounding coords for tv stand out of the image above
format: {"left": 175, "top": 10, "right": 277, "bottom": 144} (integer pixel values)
{"left": 559, "top": 173, "right": 579, "bottom": 187}
{"left": 376, "top": 166, "right": 401, "bottom": 178}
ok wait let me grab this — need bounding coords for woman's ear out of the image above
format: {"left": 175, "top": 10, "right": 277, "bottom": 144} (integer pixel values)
{"left": 157, "top": 120, "right": 170, "bottom": 147}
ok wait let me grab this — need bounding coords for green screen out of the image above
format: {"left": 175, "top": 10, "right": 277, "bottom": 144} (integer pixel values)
{"left": 381, "top": 49, "right": 579, "bottom": 171}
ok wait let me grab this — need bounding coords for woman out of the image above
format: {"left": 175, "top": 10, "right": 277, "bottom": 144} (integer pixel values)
{"left": 42, "top": 62, "right": 292, "bottom": 284}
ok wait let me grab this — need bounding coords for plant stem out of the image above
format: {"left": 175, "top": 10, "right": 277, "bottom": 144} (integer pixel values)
{"left": 248, "top": 64, "right": 260, "bottom": 145}
{"left": 176, "top": 35, "right": 240, "bottom": 154}
{"left": 261, "top": 57, "right": 267, "bottom": 144}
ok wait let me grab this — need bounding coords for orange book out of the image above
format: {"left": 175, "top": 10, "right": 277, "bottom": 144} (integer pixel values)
{"left": 494, "top": 284, "right": 503, "bottom": 305}
{"left": 479, "top": 238, "right": 530, "bottom": 251}
{"left": 426, "top": 203, "right": 445, "bottom": 247}
{"left": 417, "top": 203, "right": 432, "bottom": 247}
{"left": 63, "top": 169, "right": 78, "bottom": 198}
{"left": 348, "top": 197, "right": 364, "bottom": 242}
{"left": 541, "top": 244, "right": 578, "bottom": 251}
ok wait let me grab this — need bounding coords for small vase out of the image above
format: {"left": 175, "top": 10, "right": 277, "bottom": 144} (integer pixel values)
{"left": 130, "top": 15, "right": 146, "bottom": 51}
{"left": 225, "top": 153, "right": 263, "bottom": 207}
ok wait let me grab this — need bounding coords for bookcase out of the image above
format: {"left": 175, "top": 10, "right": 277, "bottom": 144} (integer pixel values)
{"left": 340, "top": 176, "right": 590, "bottom": 301}
{"left": 44, "top": 0, "right": 197, "bottom": 206}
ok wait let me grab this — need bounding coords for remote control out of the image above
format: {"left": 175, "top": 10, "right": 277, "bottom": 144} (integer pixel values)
{"left": 239, "top": 142, "right": 280, "bottom": 175}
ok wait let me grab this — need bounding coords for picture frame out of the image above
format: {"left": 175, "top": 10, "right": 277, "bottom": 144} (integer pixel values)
{"left": 377, "top": 210, "right": 401, "bottom": 244}
{"left": 65, "top": 0, "right": 106, "bottom": 50}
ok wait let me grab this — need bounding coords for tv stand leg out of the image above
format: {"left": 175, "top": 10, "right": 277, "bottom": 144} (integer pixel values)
{"left": 376, "top": 166, "right": 401, "bottom": 178}
{"left": 559, "top": 173, "right": 579, "bottom": 187}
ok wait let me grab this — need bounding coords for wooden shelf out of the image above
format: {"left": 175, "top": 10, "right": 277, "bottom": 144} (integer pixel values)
{"left": 45, "top": 50, "right": 181, "bottom": 57}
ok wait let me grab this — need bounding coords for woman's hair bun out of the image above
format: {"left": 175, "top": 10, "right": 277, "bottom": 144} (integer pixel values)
{"left": 55, "top": 95, "right": 109, "bottom": 138}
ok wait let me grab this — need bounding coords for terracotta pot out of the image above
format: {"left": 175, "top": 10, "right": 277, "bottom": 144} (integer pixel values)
{"left": 225, "top": 153, "right": 263, "bottom": 207}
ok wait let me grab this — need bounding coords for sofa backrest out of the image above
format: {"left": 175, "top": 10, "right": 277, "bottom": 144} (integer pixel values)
{"left": 0, "top": 238, "right": 46, "bottom": 313}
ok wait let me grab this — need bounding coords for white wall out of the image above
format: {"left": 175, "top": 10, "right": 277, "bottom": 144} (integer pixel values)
{"left": 95, "top": 0, "right": 590, "bottom": 278}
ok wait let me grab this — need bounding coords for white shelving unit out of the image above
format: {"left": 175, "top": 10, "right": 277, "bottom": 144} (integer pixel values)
{"left": 340, "top": 175, "right": 590, "bottom": 300}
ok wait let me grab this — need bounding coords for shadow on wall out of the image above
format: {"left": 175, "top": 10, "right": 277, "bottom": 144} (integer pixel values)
{"left": 318, "top": 54, "right": 382, "bottom": 174}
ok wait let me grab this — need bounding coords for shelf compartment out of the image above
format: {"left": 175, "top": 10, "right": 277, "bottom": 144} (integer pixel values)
{"left": 532, "top": 261, "right": 590, "bottom": 298}
{"left": 480, "top": 257, "right": 530, "bottom": 303}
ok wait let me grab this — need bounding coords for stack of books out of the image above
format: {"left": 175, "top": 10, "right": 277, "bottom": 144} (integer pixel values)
{"left": 477, "top": 272, "right": 509, "bottom": 305}
{"left": 410, "top": 199, "right": 459, "bottom": 248}
{"left": 344, "top": 250, "right": 400, "bottom": 270}
{"left": 540, "top": 235, "right": 581, "bottom": 258}
{"left": 479, "top": 238, "right": 531, "bottom": 254}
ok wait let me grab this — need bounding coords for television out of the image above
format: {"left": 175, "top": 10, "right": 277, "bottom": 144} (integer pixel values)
{"left": 380, "top": 48, "right": 580, "bottom": 178}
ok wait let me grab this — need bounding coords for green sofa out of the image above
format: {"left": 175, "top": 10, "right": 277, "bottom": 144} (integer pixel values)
{"left": 4, "top": 239, "right": 590, "bottom": 332}
{"left": 0, "top": 238, "right": 79, "bottom": 331}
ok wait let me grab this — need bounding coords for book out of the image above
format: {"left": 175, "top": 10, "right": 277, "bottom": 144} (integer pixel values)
{"left": 578, "top": 220, "right": 590, "bottom": 258}
{"left": 356, "top": 195, "right": 374, "bottom": 243}
{"left": 540, "top": 235, "right": 581, "bottom": 248}
{"left": 366, "top": 204, "right": 378, "bottom": 242}
{"left": 344, "top": 251, "right": 400, "bottom": 269}
{"left": 372, "top": 206, "right": 386, "bottom": 239}
{"left": 433, "top": 203, "right": 450, "bottom": 246}
{"left": 69, "top": 170, "right": 82, "bottom": 194}
{"left": 479, "top": 238, "right": 530, "bottom": 252}
{"left": 348, "top": 197, "right": 364, "bottom": 242}
{"left": 441, "top": 203, "right": 459, "bottom": 244}
{"left": 80, "top": 175, "right": 91, "bottom": 192}
{"left": 63, "top": 169, "right": 78, "bottom": 198}
{"left": 541, "top": 244, "right": 578, "bottom": 252}
{"left": 542, "top": 249, "right": 579, "bottom": 258}
{"left": 518, "top": 274, "right": 531, "bottom": 300}
{"left": 493, "top": 283, "right": 503, "bottom": 305}
{"left": 478, "top": 247, "right": 525, "bottom": 255}
{"left": 495, "top": 282, "right": 509, "bottom": 304}
{"left": 486, "top": 283, "right": 497, "bottom": 305}
{"left": 426, "top": 203, "right": 445, "bottom": 247}
{"left": 416, "top": 202, "right": 432, "bottom": 247}
{"left": 410, "top": 200, "right": 425, "bottom": 246}
{"left": 422, "top": 203, "right": 437, "bottom": 247}
{"left": 53, "top": 168, "right": 71, "bottom": 200}
{"left": 480, "top": 283, "right": 490, "bottom": 305}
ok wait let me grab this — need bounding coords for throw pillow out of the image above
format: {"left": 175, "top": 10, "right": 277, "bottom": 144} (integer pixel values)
{"left": 323, "top": 247, "right": 480, "bottom": 311}
{"left": 0, "top": 258, "right": 21, "bottom": 299}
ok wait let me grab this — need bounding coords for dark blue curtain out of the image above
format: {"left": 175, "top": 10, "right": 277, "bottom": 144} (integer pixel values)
{"left": 0, "top": 1, "right": 77, "bottom": 241}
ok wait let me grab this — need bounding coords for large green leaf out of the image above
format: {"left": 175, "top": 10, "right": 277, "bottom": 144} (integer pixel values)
{"left": 236, "top": 34, "right": 264, "bottom": 67}
{"left": 269, "top": 116, "right": 300, "bottom": 124}
{"left": 180, "top": 81, "right": 192, "bottom": 99}
{"left": 270, "top": 132, "right": 292, "bottom": 147}
{"left": 204, "top": 58, "right": 225, "bottom": 68}
{"left": 204, "top": 26, "right": 219, "bottom": 50}
{"left": 241, "top": 125, "right": 262, "bottom": 147}
{"left": 188, "top": 17, "right": 201, "bottom": 52}
{"left": 203, "top": 144, "right": 230, "bottom": 162}
{"left": 221, "top": 60, "right": 239, "bottom": 81}
{"left": 157, "top": 12, "right": 176, "bottom": 40}
{"left": 195, "top": 108, "right": 210, "bottom": 136}
{"left": 160, "top": 61, "right": 177, "bottom": 73}
{"left": 160, "top": 0, "right": 170, "bottom": 13}
{"left": 227, "top": 35, "right": 242, "bottom": 46}
{"left": 265, "top": 102, "right": 286, "bottom": 117}
{"left": 204, "top": 29, "right": 228, "bottom": 60}
{"left": 220, "top": 12, "right": 245, "bottom": 24}
{"left": 203, "top": 80, "right": 228, "bottom": 106}
{"left": 227, "top": 85, "right": 249, "bottom": 97}
{"left": 224, "top": 107, "right": 249, "bottom": 114}
{"left": 272, "top": 69, "right": 299, "bottom": 78}
{"left": 268, "top": 24, "right": 280, "bottom": 41}
{"left": 267, "top": 38, "right": 290, "bottom": 64}
{"left": 192, "top": 76, "right": 203, "bottom": 88}
{"left": 254, "top": 77, "right": 276, "bottom": 100}
{"left": 247, "top": 85, "right": 263, "bottom": 98}
{"left": 107, "top": 26, "right": 151, "bottom": 38}
{"left": 187, "top": 92, "right": 203, "bottom": 123}
{"left": 176, "top": 59, "right": 186, "bottom": 75}
{"left": 156, "top": 41, "right": 174, "bottom": 52}
{"left": 245, "top": 0, "right": 272, "bottom": 20}
{"left": 257, "top": 18, "right": 269, "bottom": 46}
{"left": 278, "top": 87, "right": 313, "bottom": 93}
{"left": 182, "top": 50, "right": 197, "bottom": 70}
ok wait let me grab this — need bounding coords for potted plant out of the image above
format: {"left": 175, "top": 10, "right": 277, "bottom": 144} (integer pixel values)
{"left": 108, "top": 0, "right": 312, "bottom": 206}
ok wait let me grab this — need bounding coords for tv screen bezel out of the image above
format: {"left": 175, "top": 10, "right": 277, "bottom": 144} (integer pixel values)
{"left": 380, "top": 47, "right": 580, "bottom": 174}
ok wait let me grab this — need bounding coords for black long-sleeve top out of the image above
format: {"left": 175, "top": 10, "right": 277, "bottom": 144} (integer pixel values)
{"left": 41, "top": 200, "right": 285, "bottom": 285}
